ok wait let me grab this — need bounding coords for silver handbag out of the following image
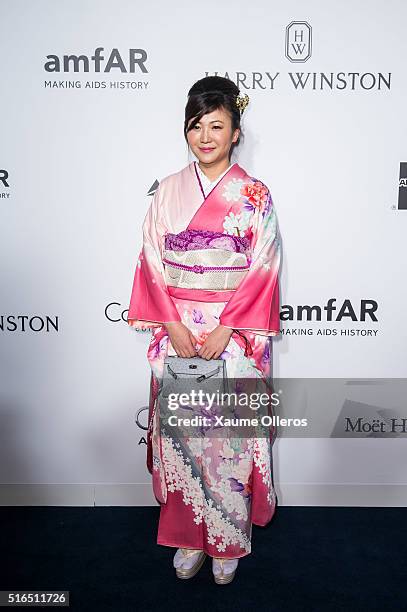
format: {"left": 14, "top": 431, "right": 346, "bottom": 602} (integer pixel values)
{"left": 160, "top": 355, "right": 228, "bottom": 400}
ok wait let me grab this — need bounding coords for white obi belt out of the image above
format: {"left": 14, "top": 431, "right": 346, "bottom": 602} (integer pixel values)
{"left": 162, "top": 230, "right": 251, "bottom": 291}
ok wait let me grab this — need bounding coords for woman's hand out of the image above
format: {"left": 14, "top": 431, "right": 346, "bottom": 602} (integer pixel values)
{"left": 165, "top": 321, "right": 198, "bottom": 358}
{"left": 197, "top": 325, "right": 233, "bottom": 360}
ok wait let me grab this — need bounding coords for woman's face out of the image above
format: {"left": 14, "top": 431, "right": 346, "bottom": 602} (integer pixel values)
{"left": 187, "top": 106, "right": 240, "bottom": 166}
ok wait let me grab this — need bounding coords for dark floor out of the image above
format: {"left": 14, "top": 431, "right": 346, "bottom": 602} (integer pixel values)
{"left": 0, "top": 505, "right": 406, "bottom": 611}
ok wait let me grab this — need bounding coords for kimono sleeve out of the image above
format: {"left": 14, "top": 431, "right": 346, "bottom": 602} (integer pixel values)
{"left": 127, "top": 182, "right": 181, "bottom": 330}
{"left": 219, "top": 185, "right": 281, "bottom": 336}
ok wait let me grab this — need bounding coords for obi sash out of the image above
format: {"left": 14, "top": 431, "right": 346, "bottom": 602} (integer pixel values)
{"left": 162, "top": 229, "right": 251, "bottom": 291}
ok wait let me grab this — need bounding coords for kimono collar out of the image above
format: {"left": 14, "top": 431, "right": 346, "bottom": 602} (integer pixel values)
{"left": 194, "top": 161, "right": 234, "bottom": 197}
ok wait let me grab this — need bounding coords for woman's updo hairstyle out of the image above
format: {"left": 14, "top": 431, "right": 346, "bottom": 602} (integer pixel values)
{"left": 184, "top": 76, "right": 244, "bottom": 160}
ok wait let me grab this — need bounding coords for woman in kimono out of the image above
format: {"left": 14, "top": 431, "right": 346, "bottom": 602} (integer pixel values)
{"left": 127, "top": 76, "right": 281, "bottom": 584}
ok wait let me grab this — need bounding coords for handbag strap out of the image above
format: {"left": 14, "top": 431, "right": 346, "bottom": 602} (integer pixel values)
{"left": 232, "top": 329, "right": 253, "bottom": 357}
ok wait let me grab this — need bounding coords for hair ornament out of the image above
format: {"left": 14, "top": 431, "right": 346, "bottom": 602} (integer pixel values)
{"left": 235, "top": 92, "right": 250, "bottom": 114}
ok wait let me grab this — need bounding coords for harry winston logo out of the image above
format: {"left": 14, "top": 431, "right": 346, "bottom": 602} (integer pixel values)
{"left": 285, "top": 21, "right": 312, "bottom": 62}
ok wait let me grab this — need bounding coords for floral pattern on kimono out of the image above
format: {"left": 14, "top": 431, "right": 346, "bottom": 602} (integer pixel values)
{"left": 127, "top": 161, "right": 281, "bottom": 558}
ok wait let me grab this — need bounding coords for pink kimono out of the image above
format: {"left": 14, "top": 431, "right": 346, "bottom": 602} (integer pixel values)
{"left": 127, "top": 161, "right": 281, "bottom": 558}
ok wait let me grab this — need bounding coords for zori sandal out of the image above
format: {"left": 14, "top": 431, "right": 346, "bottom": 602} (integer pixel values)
{"left": 212, "top": 557, "right": 239, "bottom": 585}
{"left": 173, "top": 548, "right": 206, "bottom": 579}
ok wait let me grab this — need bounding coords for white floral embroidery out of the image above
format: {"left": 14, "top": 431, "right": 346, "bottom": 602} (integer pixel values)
{"left": 222, "top": 178, "right": 244, "bottom": 202}
{"left": 232, "top": 355, "right": 259, "bottom": 378}
{"left": 223, "top": 211, "right": 250, "bottom": 236}
{"left": 219, "top": 439, "right": 235, "bottom": 459}
{"left": 213, "top": 479, "right": 248, "bottom": 522}
{"left": 263, "top": 207, "right": 277, "bottom": 237}
{"left": 187, "top": 437, "right": 212, "bottom": 457}
{"left": 255, "top": 253, "right": 272, "bottom": 272}
{"left": 161, "top": 433, "right": 251, "bottom": 553}
{"left": 213, "top": 442, "right": 253, "bottom": 522}
{"left": 253, "top": 438, "right": 275, "bottom": 505}
{"left": 152, "top": 404, "right": 167, "bottom": 501}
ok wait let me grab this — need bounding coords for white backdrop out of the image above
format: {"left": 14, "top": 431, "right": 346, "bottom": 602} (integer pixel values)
{"left": 1, "top": 0, "right": 406, "bottom": 506}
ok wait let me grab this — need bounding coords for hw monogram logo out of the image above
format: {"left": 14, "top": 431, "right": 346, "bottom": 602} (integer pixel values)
{"left": 285, "top": 21, "right": 312, "bottom": 63}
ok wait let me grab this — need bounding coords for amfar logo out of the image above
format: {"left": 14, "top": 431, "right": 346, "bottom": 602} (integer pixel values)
{"left": 0, "top": 169, "right": 10, "bottom": 199}
{"left": 280, "top": 299, "right": 378, "bottom": 322}
{"left": 398, "top": 162, "right": 407, "bottom": 210}
{"left": 44, "top": 48, "right": 148, "bottom": 73}
{"left": 285, "top": 21, "right": 312, "bottom": 62}
{"left": 0, "top": 169, "right": 9, "bottom": 187}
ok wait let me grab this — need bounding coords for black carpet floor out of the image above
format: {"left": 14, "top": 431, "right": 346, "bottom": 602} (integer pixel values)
{"left": 1, "top": 506, "right": 406, "bottom": 611}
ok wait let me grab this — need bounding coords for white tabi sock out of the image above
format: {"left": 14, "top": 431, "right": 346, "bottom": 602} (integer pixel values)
{"left": 212, "top": 557, "right": 239, "bottom": 576}
{"left": 173, "top": 548, "right": 203, "bottom": 570}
